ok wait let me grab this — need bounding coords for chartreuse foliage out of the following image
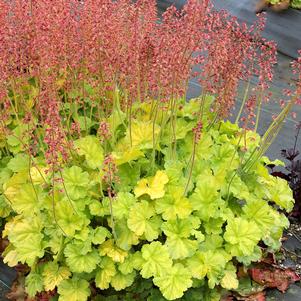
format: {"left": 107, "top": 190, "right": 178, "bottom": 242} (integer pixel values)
{"left": 0, "top": 99, "right": 294, "bottom": 300}
{"left": 268, "top": 0, "right": 301, "bottom": 9}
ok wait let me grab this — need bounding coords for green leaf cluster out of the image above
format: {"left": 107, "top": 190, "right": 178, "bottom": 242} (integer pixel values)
{"left": 268, "top": 0, "right": 301, "bottom": 8}
{"left": 0, "top": 99, "right": 294, "bottom": 300}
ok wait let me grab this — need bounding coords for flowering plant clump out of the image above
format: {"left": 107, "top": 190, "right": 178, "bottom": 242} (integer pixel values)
{"left": 0, "top": 0, "right": 300, "bottom": 300}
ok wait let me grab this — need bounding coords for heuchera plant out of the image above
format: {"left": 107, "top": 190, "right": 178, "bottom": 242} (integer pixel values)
{"left": 0, "top": 0, "right": 300, "bottom": 300}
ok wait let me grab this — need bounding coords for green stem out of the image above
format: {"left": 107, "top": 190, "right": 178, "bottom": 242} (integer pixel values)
{"left": 243, "top": 96, "right": 296, "bottom": 172}
{"left": 58, "top": 169, "right": 78, "bottom": 214}
{"left": 235, "top": 80, "right": 251, "bottom": 124}
{"left": 151, "top": 101, "right": 159, "bottom": 172}
{"left": 255, "top": 90, "right": 263, "bottom": 132}
{"left": 108, "top": 188, "right": 117, "bottom": 241}
{"left": 184, "top": 135, "right": 197, "bottom": 196}
{"left": 52, "top": 168, "right": 67, "bottom": 236}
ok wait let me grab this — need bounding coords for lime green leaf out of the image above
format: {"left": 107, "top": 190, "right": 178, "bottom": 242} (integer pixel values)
{"left": 115, "top": 163, "right": 141, "bottom": 192}
{"left": 0, "top": 166, "right": 12, "bottom": 187}
{"left": 92, "top": 227, "right": 111, "bottom": 245}
{"left": 153, "top": 264, "right": 192, "bottom": 300}
{"left": 204, "top": 218, "right": 224, "bottom": 235}
{"left": 112, "top": 147, "right": 144, "bottom": 166}
{"left": 76, "top": 116, "right": 95, "bottom": 131}
{"left": 134, "top": 170, "right": 169, "bottom": 200}
{"left": 243, "top": 199, "right": 275, "bottom": 234}
{"left": 270, "top": 177, "right": 294, "bottom": 212}
{"left": 186, "top": 250, "right": 229, "bottom": 288}
{"left": 112, "top": 192, "right": 137, "bottom": 220}
{"left": 64, "top": 243, "right": 100, "bottom": 273}
{"left": 110, "top": 271, "right": 136, "bottom": 291}
{"left": 43, "top": 262, "right": 71, "bottom": 291}
{"left": 162, "top": 217, "right": 199, "bottom": 238}
{"left": 127, "top": 200, "right": 161, "bottom": 241}
{"left": 165, "top": 237, "right": 198, "bottom": 260}
{"left": 162, "top": 119, "right": 194, "bottom": 144}
{"left": 74, "top": 136, "right": 104, "bottom": 170}
{"left": 55, "top": 199, "right": 87, "bottom": 236}
{"left": 219, "top": 121, "right": 240, "bottom": 136}
{"left": 212, "top": 143, "right": 239, "bottom": 172}
{"left": 220, "top": 263, "right": 238, "bottom": 290}
{"left": 7, "top": 153, "right": 29, "bottom": 173}
{"left": 43, "top": 228, "right": 65, "bottom": 256}
{"left": 29, "top": 166, "right": 48, "bottom": 185}
{"left": 58, "top": 277, "right": 90, "bottom": 301}
{"left": 155, "top": 186, "right": 192, "bottom": 220}
{"left": 223, "top": 174, "right": 250, "bottom": 201}
{"left": 131, "top": 251, "right": 145, "bottom": 271}
{"left": 7, "top": 217, "right": 44, "bottom": 266}
{"left": 25, "top": 271, "right": 44, "bottom": 297}
{"left": 99, "top": 239, "right": 128, "bottom": 263}
{"left": 164, "top": 160, "right": 185, "bottom": 185}
{"left": 141, "top": 242, "right": 172, "bottom": 278}
{"left": 161, "top": 218, "right": 199, "bottom": 259}
{"left": 3, "top": 172, "right": 27, "bottom": 201}
{"left": 2, "top": 244, "right": 19, "bottom": 267}
{"left": 291, "top": 0, "right": 301, "bottom": 9}
{"left": 199, "top": 234, "right": 224, "bottom": 251}
{"left": 0, "top": 195, "right": 12, "bottom": 218}
{"left": 189, "top": 175, "right": 220, "bottom": 221}
{"left": 115, "top": 219, "right": 139, "bottom": 250}
{"left": 95, "top": 257, "right": 117, "bottom": 289}
{"left": 7, "top": 124, "right": 29, "bottom": 153}
{"left": 184, "top": 95, "right": 213, "bottom": 121}
{"left": 191, "top": 230, "right": 205, "bottom": 243}
{"left": 74, "top": 237, "right": 94, "bottom": 253}
{"left": 62, "top": 166, "right": 90, "bottom": 200}
{"left": 236, "top": 245, "right": 262, "bottom": 266}
{"left": 263, "top": 211, "right": 289, "bottom": 251}
{"left": 117, "top": 253, "right": 137, "bottom": 275}
{"left": 9, "top": 183, "right": 40, "bottom": 214}
{"left": 89, "top": 198, "right": 110, "bottom": 217}
{"left": 128, "top": 200, "right": 155, "bottom": 236}
{"left": 224, "top": 218, "right": 261, "bottom": 256}
{"left": 107, "top": 107, "right": 125, "bottom": 133}
{"left": 195, "top": 132, "right": 215, "bottom": 161}
{"left": 261, "top": 156, "right": 285, "bottom": 167}
{"left": 71, "top": 226, "right": 88, "bottom": 242}
{"left": 124, "top": 121, "right": 160, "bottom": 150}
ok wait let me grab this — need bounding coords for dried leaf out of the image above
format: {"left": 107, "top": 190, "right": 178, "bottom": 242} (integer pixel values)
{"left": 249, "top": 267, "right": 300, "bottom": 292}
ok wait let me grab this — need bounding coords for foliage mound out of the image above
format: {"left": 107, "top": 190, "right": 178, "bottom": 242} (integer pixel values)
{"left": 0, "top": 97, "right": 294, "bottom": 300}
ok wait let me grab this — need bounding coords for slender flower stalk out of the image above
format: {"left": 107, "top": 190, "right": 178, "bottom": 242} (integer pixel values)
{"left": 0, "top": 0, "right": 299, "bottom": 177}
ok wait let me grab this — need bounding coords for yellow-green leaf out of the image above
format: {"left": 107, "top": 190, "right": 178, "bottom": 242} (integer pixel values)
{"left": 134, "top": 170, "right": 169, "bottom": 200}
{"left": 43, "top": 262, "right": 71, "bottom": 291}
